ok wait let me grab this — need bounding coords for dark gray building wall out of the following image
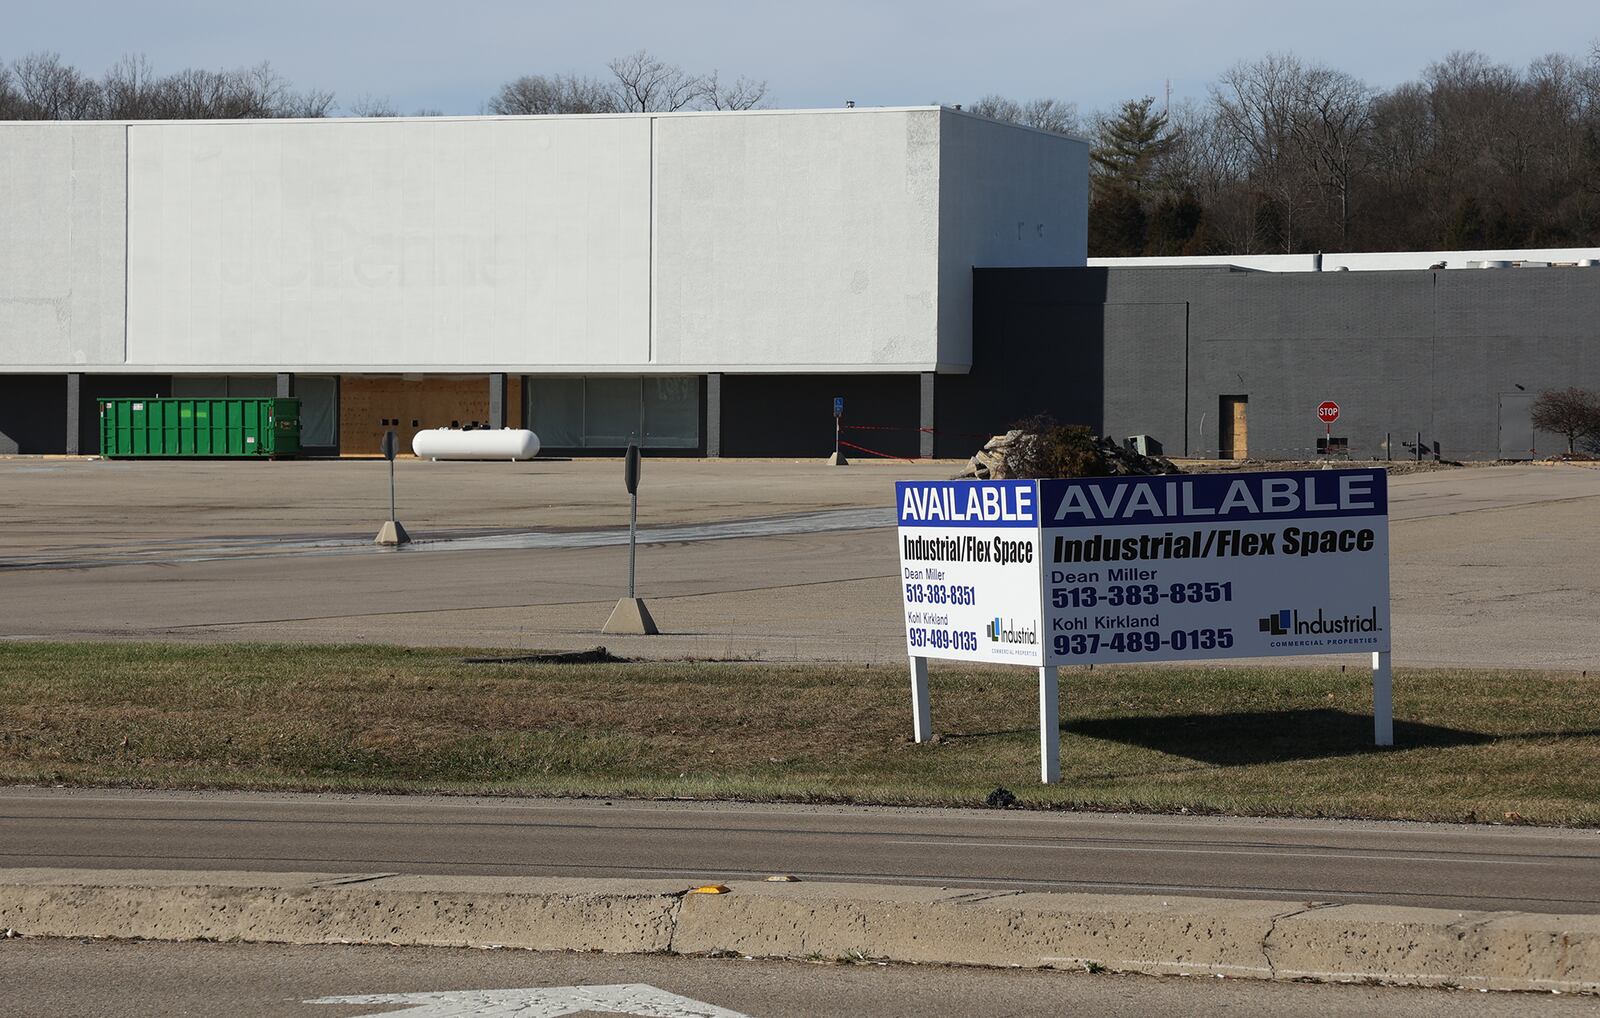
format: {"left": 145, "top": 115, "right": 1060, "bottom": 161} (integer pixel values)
{"left": 934, "top": 278, "right": 1106, "bottom": 457}
{"left": 0, "top": 375, "right": 67, "bottom": 454}
{"left": 721, "top": 374, "right": 920, "bottom": 458}
{"left": 961, "top": 266, "right": 1600, "bottom": 460}
{"left": 78, "top": 375, "right": 173, "bottom": 455}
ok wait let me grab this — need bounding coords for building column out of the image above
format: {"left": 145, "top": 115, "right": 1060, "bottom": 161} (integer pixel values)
{"left": 276, "top": 372, "right": 295, "bottom": 398}
{"left": 65, "top": 372, "right": 83, "bottom": 455}
{"left": 706, "top": 373, "right": 723, "bottom": 458}
{"left": 489, "top": 373, "right": 508, "bottom": 430}
{"left": 919, "top": 371, "right": 935, "bottom": 459}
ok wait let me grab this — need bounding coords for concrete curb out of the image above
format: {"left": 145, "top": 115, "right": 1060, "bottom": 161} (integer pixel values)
{"left": 1, "top": 868, "right": 1596, "bottom": 993}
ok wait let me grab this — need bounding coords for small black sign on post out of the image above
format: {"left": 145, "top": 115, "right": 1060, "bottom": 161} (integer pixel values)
{"left": 827, "top": 396, "right": 848, "bottom": 466}
{"left": 374, "top": 429, "right": 411, "bottom": 546}
{"left": 603, "top": 441, "right": 658, "bottom": 634}
{"left": 623, "top": 442, "right": 641, "bottom": 596}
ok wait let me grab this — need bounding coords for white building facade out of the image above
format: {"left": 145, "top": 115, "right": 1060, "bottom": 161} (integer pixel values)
{"left": 0, "top": 107, "right": 1088, "bottom": 455}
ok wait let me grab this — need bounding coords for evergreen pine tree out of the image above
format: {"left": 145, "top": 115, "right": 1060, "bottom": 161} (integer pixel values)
{"left": 1091, "top": 96, "right": 1178, "bottom": 196}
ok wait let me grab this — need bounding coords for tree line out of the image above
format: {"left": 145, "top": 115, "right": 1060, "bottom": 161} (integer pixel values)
{"left": 0, "top": 53, "right": 335, "bottom": 119}
{"left": 975, "top": 47, "right": 1600, "bottom": 255}
{"left": 0, "top": 49, "right": 764, "bottom": 121}
{"left": 6, "top": 46, "right": 1599, "bottom": 254}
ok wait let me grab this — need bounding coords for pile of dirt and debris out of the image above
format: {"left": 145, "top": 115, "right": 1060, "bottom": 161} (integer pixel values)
{"left": 956, "top": 427, "right": 1181, "bottom": 479}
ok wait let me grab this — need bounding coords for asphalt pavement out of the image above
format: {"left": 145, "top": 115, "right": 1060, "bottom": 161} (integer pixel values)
{"left": 0, "top": 459, "right": 1596, "bottom": 668}
{"left": 3, "top": 788, "right": 1596, "bottom": 914}
{"left": 6, "top": 937, "right": 1593, "bottom": 1018}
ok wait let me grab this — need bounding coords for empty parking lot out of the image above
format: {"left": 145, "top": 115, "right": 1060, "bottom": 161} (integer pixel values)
{"left": 0, "top": 457, "right": 1595, "bottom": 669}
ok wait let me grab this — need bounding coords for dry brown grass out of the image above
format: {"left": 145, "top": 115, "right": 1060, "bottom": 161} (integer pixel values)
{"left": 1, "top": 642, "right": 1596, "bottom": 824}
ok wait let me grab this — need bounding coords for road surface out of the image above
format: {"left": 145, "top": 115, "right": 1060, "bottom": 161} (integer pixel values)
{"left": 3, "top": 788, "right": 1596, "bottom": 914}
{"left": 5, "top": 937, "right": 1592, "bottom": 1018}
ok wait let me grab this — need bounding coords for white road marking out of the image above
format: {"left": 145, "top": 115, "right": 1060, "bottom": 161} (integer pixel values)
{"left": 305, "top": 982, "right": 752, "bottom": 1017}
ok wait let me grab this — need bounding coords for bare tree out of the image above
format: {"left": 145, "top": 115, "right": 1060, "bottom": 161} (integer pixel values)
{"left": 966, "top": 93, "right": 1079, "bottom": 135}
{"left": 704, "top": 70, "right": 767, "bottom": 111}
{"left": 101, "top": 54, "right": 164, "bottom": 119}
{"left": 1153, "top": 99, "right": 1251, "bottom": 253}
{"left": 487, "top": 73, "right": 619, "bottom": 115}
{"left": 1290, "top": 66, "right": 1374, "bottom": 247}
{"left": 0, "top": 63, "right": 19, "bottom": 119}
{"left": 9, "top": 51, "right": 102, "bottom": 119}
{"left": 246, "top": 62, "right": 333, "bottom": 117}
{"left": 968, "top": 94, "right": 1022, "bottom": 123}
{"left": 1213, "top": 53, "right": 1318, "bottom": 252}
{"left": 346, "top": 94, "right": 399, "bottom": 117}
{"left": 1020, "top": 97, "right": 1080, "bottom": 135}
{"left": 142, "top": 61, "right": 331, "bottom": 119}
{"left": 607, "top": 49, "right": 705, "bottom": 112}
{"left": 487, "top": 51, "right": 768, "bottom": 117}
{"left": 1530, "top": 388, "right": 1600, "bottom": 455}
{"left": 344, "top": 98, "right": 444, "bottom": 118}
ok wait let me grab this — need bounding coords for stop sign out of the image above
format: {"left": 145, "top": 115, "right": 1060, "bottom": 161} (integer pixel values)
{"left": 1317, "top": 401, "right": 1341, "bottom": 424}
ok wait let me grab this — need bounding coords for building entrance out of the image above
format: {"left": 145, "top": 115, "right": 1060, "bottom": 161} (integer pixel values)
{"left": 1219, "top": 395, "right": 1248, "bottom": 459}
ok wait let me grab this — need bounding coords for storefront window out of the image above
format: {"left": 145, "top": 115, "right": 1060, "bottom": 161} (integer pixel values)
{"left": 523, "top": 376, "right": 699, "bottom": 449}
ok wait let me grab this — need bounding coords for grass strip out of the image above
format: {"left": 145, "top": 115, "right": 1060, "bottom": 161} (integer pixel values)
{"left": 0, "top": 641, "right": 1595, "bottom": 825}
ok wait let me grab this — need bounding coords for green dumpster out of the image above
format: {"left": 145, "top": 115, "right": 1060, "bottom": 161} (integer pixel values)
{"left": 98, "top": 397, "right": 301, "bottom": 458}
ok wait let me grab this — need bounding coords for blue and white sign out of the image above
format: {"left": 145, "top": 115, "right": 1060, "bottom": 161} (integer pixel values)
{"left": 1038, "top": 469, "right": 1390, "bottom": 664}
{"left": 896, "top": 480, "right": 1045, "bottom": 665}
{"left": 896, "top": 469, "right": 1394, "bottom": 777}
{"left": 896, "top": 470, "right": 1389, "bottom": 667}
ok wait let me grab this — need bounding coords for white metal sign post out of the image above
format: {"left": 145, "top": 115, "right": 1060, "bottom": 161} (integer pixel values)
{"left": 896, "top": 469, "right": 1392, "bottom": 785}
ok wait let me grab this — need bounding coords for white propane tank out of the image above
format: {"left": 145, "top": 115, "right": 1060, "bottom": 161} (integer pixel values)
{"left": 411, "top": 428, "right": 541, "bottom": 461}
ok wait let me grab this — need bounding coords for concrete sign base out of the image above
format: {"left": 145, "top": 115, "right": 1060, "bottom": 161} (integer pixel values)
{"left": 603, "top": 597, "right": 659, "bottom": 635}
{"left": 374, "top": 520, "right": 411, "bottom": 546}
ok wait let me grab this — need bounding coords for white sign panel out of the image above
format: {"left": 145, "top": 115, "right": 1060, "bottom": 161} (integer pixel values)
{"left": 896, "top": 480, "right": 1044, "bottom": 665}
{"left": 1038, "top": 469, "right": 1389, "bottom": 664}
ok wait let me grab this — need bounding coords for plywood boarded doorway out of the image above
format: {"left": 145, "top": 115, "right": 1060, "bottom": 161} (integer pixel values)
{"left": 339, "top": 376, "right": 521, "bottom": 455}
{"left": 1219, "top": 395, "right": 1248, "bottom": 459}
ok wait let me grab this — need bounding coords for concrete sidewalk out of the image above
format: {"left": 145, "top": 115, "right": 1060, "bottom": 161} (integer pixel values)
{"left": 2, "top": 868, "right": 1595, "bottom": 994}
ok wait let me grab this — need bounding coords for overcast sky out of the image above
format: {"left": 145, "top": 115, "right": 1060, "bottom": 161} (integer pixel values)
{"left": 8, "top": 0, "right": 1598, "bottom": 117}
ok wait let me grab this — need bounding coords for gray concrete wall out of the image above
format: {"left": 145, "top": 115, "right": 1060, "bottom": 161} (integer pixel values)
{"left": 6, "top": 109, "right": 1086, "bottom": 378}
{"left": 962, "top": 266, "right": 1600, "bottom": 461}
{"left": 0, "top": 124, "right": 126, "bottom": 369}
{"left": 652, "top": 109, "right": 942, "bottom": 372}
{"left": 125, "top": 117, "right": 654, "bottom": 371}
{"left": 935, "top": 110, "right": 1088, "bottom": 371}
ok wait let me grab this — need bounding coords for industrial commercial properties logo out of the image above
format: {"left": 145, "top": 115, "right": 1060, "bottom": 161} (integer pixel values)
{"left": 987, "top": 617, "right": 1039, "bottom": 645}
{"left": 1259, "top": 607, "right": 1382, "bottom": 636}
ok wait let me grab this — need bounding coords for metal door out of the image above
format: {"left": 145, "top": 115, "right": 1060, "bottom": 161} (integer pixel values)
{"left": 1498, "top": 392, "right": 1535, "bottom": 460}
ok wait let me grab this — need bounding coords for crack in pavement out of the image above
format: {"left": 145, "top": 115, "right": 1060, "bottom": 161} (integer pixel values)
{"left": 1261, "top": 901, "right": 1341, "bottom": 978}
